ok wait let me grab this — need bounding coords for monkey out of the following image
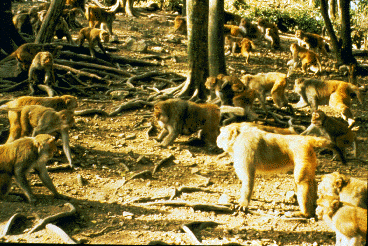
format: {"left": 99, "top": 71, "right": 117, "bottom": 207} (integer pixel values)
{"left": 294, "top": 78, "right": 362, "bottom": 127}
{"left": 1, "top": 95, "right": 77, "bottom": 142}
{"left": 37, "top": 11, "right": 74, "bottom": 44}
{"left": 257, "top": 18, "right": 278, "bottom": 36}
{"left": 153, "top": 98, "right": 221, "bottom": 148}
{"left": 351, "top": 29, "right": 364, "bottom": 49}
{"left": 0, "top": 43, "right": 62, "bottom": 71}
{"left": 205, "top": 74, "right": 257, "bottom": 124}
{"left": 0, "top": 134, "right": 67, "bottom": 203}
{"left": 86, "top": 5, "right": 116, "bottom": 37}
{"left": 76, "top": 27, "right": 110, "bottom": 59}
{"left": 287, "top": 43, "right": 322, "bottom": 75}
{"left": 28, "top": 51, "right": 56, "bottom": 97}
{"left": 316, "top": 195, "right": 367, "bottom": 246}
{"left": 216, "top": 122, "right": 344, "bottom": 217}
{"left": 295, "top": 30, "right": 329, "bottom": 57}
{"left": 317, "top": 172, "right": 367, "bottom": 209}
{"left": 238, "top": 18, "right": 261, "bottom": 40}
{"left": 264, "top": 27, "right": 280, "bottom": 50}
{"left": 2, "top": 105, "right": 75, "bottom": 168}
{"left": 301, "top": 110, "right": 357, "bottom": 162}
{"left": 66, "top": 0, "right": 85, "bottom": 9}
{"left": 241, "top": 72, "right": 288, "bottom": 112}
{"left": 224, "top": 11, "right": 242, "bottom": 25}
{"left": 240, "top": 38, "right": 256, "bottom": 63}
{"left": 62, "top": 7, "right": 85, "bottom": 29}
{"left": 174, "top": 15, "right": 187, "bottom": 35}
{"left": 224, "top": 36, "right": 255, "bottom": 63}
{"left": 12, "top": 13, "right": 34, "bottom": 36}
{"left": 224, "top": 24, "right": 243, "bottom": 37}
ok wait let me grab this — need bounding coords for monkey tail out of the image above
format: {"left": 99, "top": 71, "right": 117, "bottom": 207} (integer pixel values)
{"left": 220, "top": 105, "right": 245, "bottom": 116}
{"left": 310, "top": 136, "right": 347, "bottom": 165}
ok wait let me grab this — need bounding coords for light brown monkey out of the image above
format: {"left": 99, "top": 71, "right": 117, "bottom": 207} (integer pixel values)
{"left": 154, "top": 99, "right": 220, "bottom": 148}
{"left": 241, "top": 72, "right": 288, "bottom": 111}
{"left": 224, "top": 35, "right": 242, "bottom": 55}
{"left": 351, "top": 29, "right": 364, "bottom": 49}
{"left": 0, "top": 134, "right": 67, "bottom": 203}
{"left": 205, "top": 74, "right": 257, "bottom": 123}
{"left": 1, "top": 95, "right": 77, "bottom": 144}
{"left": 240, "top": 38, "right": 256, "bottom": 63}
{"left": 62, "top": 7, "right": 85, "bottom": 29}
{"left": 294, "top": 78, "right": 362, "bottom": 126}
{"left": 76, "top": 27, "right": 110, "bottom": 58}
{"left": 287, "top": 43, "right": 322, "bottom": 75}
{"left": 28, "top": 51, "right": 55, "bottom": 97}
{"left": 257, "top": 17, "right": 278, "bottom": 35}
{"left": 316, "top": 196, "right": 367, "bottom": 246}
{"left": 264, "top": 27, "right": 280, "bottom": 50}
{"left": 2, "top": 105, "right": 74, "bottom": 168}
{"left": 0, "top": 43, "right": 62, "bottom": 71}
{"left": 295, "top": 30, "right": 329, "bottom": 57}
{"left": 301, "top": 110, "right": 356, "bottom": 162}
{"left": 318, "top": 172, "right": 367, "bottom": 209}
{"left": 216, "top": 123, "right": 341, "bottom": 217}
{"left": 238, "top": 18, "right": 261, "bottom": 40}
{"left": 174, "top": 15, "right": 187, "bottom": 34}
{"left": 85, "top": 5, "right": 116, "bottom": 36}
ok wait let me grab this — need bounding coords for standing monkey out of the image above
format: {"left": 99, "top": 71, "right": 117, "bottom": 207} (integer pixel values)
{"left": 0, "top": 134, "right": 67, "bottom": 203}
{"left": 76, "top": 27, "right": 110, "bottom": 58}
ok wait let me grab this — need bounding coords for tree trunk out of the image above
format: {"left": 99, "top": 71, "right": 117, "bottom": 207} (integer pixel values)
{"left": 35, "top": 0, "right": 66, "bottom": 44}
{"left": 177, "top": 0, "right": 209, "bottom": 100}
{"left": 328, "top": 0, "right": 337, "bottom": 19}
{"left": 208, "top": 0, "right": 226, "bottom": 77}
{"left": 339, "top": 0, "right": 356, "bottom": 64}
{"left": 0, "top": 0, "right": 25, "bottom": 54}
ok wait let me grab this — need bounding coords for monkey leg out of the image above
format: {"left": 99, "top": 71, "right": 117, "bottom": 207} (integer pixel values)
{"left": 160, "top": 126, "right": 179, "bottom": 147}
{"left": 6, "top": 111, "right": 22, "bottom": 143}
{"left": 34, "top": 162, "right": 67, "bottom": 199}
{"left": 156, "top": 128, "right": 169, "bottom": 142}
{"left": 14, "top": 168, "right": 37, "bottom": 203}
{"left": 294, "top": 165, "right": 317, "bottom": 217}
{"left": 0, "top": 173, "right": 12, "bottom": 198}
{"left": 61, "top": 129, "right": 74, "bottom": 168}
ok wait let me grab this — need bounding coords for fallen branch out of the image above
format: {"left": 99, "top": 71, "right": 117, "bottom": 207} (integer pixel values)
{"left": 46, "top": 223, "right": 78, "bottom": 244}
{"left": 108, "top": 100, "right": 153, "bottom": 117}
{"left": 81, "top": 224, "right": 122, "bottom": 238}
{"left": 54, "top": 64, "right": 110, "bottom": 84}
{"left": 139, "top": 200, "right": 234, "bottom": 213}
{"left": 170, "top": 186, "right": 213, "bottom": 200}
{"left": 59, "top": 51, "right": 114, "bottom": 67}
{"left": 74, "top": 109, "right": 109, "bottom": 117}
{"left": 126, "top": 71, "right": 161, "bottom": 87}
{"left": 152, "top": 154, "right": 175, "bottom": 175}
{"left": 2, "top": 213, "right": 27, "bottom": 236}
{"left": 28, "top": 203, "right": 77, "bottom": 234}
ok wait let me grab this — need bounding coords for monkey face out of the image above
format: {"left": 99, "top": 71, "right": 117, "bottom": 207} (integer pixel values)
{"left": 100, "top": 32, "right": 110, "bottom": 43}
{"left": 295, "top": 30, "right": 303, "bottom": 39}
{"left": 311, "top": 110, "right": 325, "bottom": 125}
{"left": 205, "top": 77, "right": 217, "bottom": 90}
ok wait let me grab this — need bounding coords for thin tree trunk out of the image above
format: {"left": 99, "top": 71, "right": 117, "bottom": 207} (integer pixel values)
{"left": 339, "top": 0, "right": 356, "bottom": 64}
{"left": 177, "top": 0, "right": 209, "bottom": 100}
{"left": 36, "top": 0, "right": 66, "bottom": 44}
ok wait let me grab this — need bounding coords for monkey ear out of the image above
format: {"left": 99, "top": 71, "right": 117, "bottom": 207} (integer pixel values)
{"left": 335, "top": 178, "right": 343, "bottom": 189}
{"left": 331, "top": 199, "right": 340, "bottom": 210}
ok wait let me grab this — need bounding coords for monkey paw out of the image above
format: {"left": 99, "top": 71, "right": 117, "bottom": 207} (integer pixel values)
{"left": 234, "top": 204, "right": 249, "bottom": 213}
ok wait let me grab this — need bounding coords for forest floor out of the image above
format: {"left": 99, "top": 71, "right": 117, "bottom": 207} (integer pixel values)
{"left": 0, "top": 2, "right": 367, "bottom": 245}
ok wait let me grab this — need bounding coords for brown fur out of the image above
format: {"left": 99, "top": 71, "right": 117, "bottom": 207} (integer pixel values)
{"left": 216, "top": 122, "right": 338, "bottom": 217}
{"left": 77, "top": 27, "right": 110, "bottom": 58}
{"left": 86, "top": 5, "right": 115, "bottom": 36}
{"left": 301, "top": 110, "right": 356, "bottom": 161}
{"left": 2, "top": 95, "right": 77, "bottom": 144}
{"left": 318, "top": 172, "right": 367, "bottom": 209}
{"left": 154, "top": 99, "right": 220, "bottom": 147}
{"left": 66, "top": 0, "right": 85, "bottom": 10}
{"left": 288, "top": 43, "right": 322, "bottom": 75}
{"left": 295, "top": 30, "right": 329, "bottom": 57}
{"left": 241, "top": 72, "right": 288, "bottom": 111}
{"left": 0, "top": 134, "right": 65, "bottom": 203}
{"left": 294, "top": 78, "right": 362, "bottom": 126}
{"left": 257, "top": 18, "right": 278, "bottom": 35}
{"left": 13, "top": 13, "right": 33, "bottom": 36}
{"left": 240, "top": 38, "right": 256, "bottom": 63}
{"left": 316, "top": 196, "right": 367, "bottom": 246}
{"left": 0, "top": 43, "right": 62, "bottom": 71}
{"left": 174, "top": 15, "right": 186, "bottom": 34}
{"left": 239, "top": 18, "right": 260, "bottom": 39}
{"left": 28, "top": 51, "right": 55, "bottom": 97}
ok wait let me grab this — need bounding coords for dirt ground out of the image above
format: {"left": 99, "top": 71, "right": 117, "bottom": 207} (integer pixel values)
{"left": 0, "top": 2, "right": 367, "bottom": 245}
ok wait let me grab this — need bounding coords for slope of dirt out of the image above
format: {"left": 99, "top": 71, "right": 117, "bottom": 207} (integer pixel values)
{"left": 0, "top": 3, "right": 367, "bottom": 245}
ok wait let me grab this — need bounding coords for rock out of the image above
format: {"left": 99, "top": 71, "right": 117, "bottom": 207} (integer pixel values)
{"left": 136, "top": 155, "right": 151, "bottom": 165}
{"left": 165, "top": 34, "right": 181, "bottom": 44}
{"left": 125, "top": 133, "right": 136, "bottom": 140}
{"left": 151, "top": 46, "right": 165, "bottom": 53}
{"left": 285, "top": 190, "right": 297, "bottom": 204}
{"left": 129, "top": 40, "right": 148, "bottom": 53}
{"left": 110, "top": 90, "right": 130, "bottom": 100}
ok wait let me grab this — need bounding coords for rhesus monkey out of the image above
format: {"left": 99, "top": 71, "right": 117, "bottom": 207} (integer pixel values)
{"left": 85, "top": 5, "right": 116, "bottom": 36}
{"left": 295, "top": 30, "right": 329, "bottom": 57}
{"left": 205, "top": 74, "right": 257, "bottom": 124}
{"left": 351, "top": 29, "right": 364, "bottom": 49}
{"left": 294, "top": 78, "right": 362, "bottom": 127}
{"left": 238, "top": 18, "right": 261, "bottom": 40}
{"left": 0, "top": 43, "right": 62, "bottom": 71}
{"left": 174, "top": 15, "right": 187, "bottom": 35}
{"left": 77, "top": 27, "right": 110, "bottom": 59}
{"left": 66, "top": 0, "right": 85, "bottom": 9}
{"left": 216, "top": 122, "right": 342, "bottom": 217}
{"left": 28, "top": 51, "right": 55, "bottom": 97}
{"left": 13, "top": 13, "right": 34, "bottom": 36}
{"left": 241, "top": 72, "right": 289, "bottom": 112}
{"left": 318, "top": 172, "right": 367, "bottom": 209}
{"left": 287, "top": 43, "right": 322, "bottom": 75}
{"left": 316, "top": 196, "right": 367, "bottom": 246}
{"left": 154, "top": 99, "right": 221, "bottom": 148}
{"left": 264, "top": 27, "right": 280, "bottom": 50}
{"left": 301, "top": 110, "right": 356, "bottom": 161}
{"left": 2, "top": 95, "right": 77, "bottom": 143}
{"left": 240, "top": 38, "right": 256, "bottom": 63}
{"left": 224, "top": 36, "right": 255, "bottom": 63}
{"left": 0, "top": 134, "right": 67, "bottom": 203}
{"left": 37, "top": 11, "right": 74, "bottom": 44}
{"left": 2, "top": 105, "right": 75, "bottom": 168}
{"left": 257, "top": 18, "right": 278, "bottom": 36}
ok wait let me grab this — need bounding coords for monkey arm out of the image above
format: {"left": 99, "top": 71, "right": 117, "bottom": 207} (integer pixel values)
{"left": 61, "top": 128, "right": 74, "bottom": 168}
{"left": 14, "top": 163, "right": 37, "bottom": 203}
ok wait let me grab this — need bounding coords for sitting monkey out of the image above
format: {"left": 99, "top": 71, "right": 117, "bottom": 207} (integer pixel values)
{"left": 287, "top": 43, "right": 322, "bottom": 75}
{"left": 153, "top": 98, "right": 220, "bottom": 148}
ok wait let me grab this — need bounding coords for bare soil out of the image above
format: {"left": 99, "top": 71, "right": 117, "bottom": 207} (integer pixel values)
{"left": 0, "top": 3, "right": 367, "bottom": 245}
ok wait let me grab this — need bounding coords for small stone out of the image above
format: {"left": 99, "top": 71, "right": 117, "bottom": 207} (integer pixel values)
{"left": 125, "top": 133, "right": 136, "bottom": 140}
{"left": 285, "top": 190, "right": 297, "bottom": 204}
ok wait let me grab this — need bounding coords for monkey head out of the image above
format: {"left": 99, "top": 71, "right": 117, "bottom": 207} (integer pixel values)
{"left": 99, "top": 30, "right": 110, "bottom": 43}
{"left": 216, "top": 123, "right": 243, "bottom": 154}
{"left": 311, "top": 110, "right": 326, "bottom": 126}
{"left": 295, "top": 30, "right": 304, "bottom": 39}
{"left": 34, "top": 134, "right": 57, "bottom": 158}
{"left": 205, "top": 77, "right": 218, "bottom": 90}
{"left": 59, "top": 110, "right": 75, "bottom": 129}
{"left": 60, "top": 95, "right": 78, "bottom": 110}
{"left": 316, "top": 195, "right": 341, "bottom": 220}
